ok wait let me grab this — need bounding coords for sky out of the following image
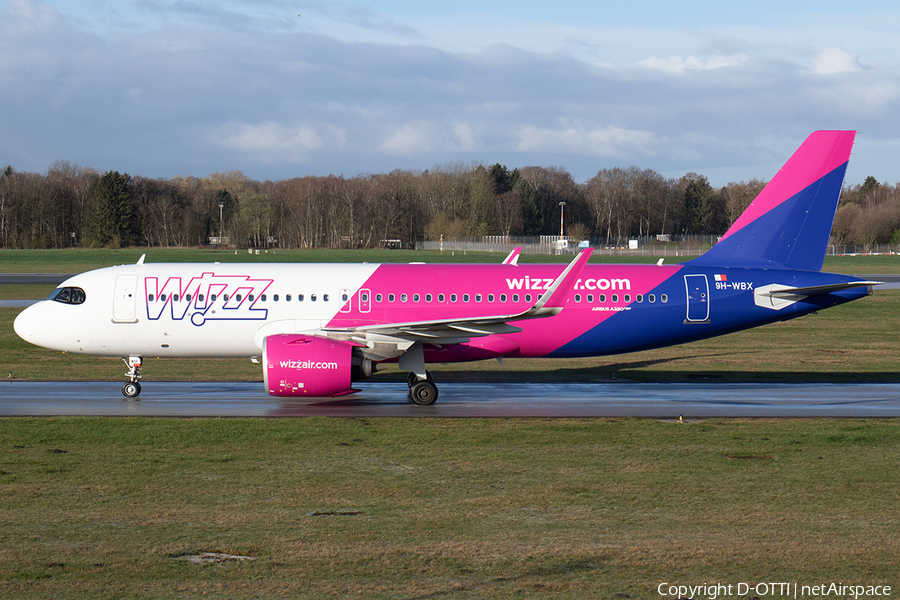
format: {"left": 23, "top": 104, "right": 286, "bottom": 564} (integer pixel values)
{"left": 2, "top": 0, "right": 900, "bottom": 186}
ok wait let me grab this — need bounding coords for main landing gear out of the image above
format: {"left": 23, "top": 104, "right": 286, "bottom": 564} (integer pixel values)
{"left": 407, "top": 370, "right": 438, "bottom": 406}
{"left": 122, "top": 356, "right": 142, "bottom": 398}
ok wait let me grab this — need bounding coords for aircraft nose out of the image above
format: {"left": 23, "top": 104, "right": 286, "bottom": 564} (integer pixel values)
{"left": 14, "top": 303, "right": 47, "bottom": 345}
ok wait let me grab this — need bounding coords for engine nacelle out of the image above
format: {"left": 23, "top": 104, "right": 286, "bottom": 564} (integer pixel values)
{"left": 263, "top": 334, "right": 356, "bottom": 397}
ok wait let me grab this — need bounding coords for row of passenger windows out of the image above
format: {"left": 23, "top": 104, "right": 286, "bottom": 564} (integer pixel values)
{"left": 369, "top": 292, "right": 534, "bottom": 303}
{"left": 364, "top": 292, "right": 668, "bottom": 305}
{"left": 148, "top": 293, "right": 330, "bottom": 303}
{"left": 147, "top": 291, "right": 669, "bottom": 306}
{"left": 574, "top": 293, "right": 669, "bottom": 304}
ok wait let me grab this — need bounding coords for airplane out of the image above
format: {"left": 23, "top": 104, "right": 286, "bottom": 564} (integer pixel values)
{"left": 14, "top": 130, "right": 882, "bottom": 405}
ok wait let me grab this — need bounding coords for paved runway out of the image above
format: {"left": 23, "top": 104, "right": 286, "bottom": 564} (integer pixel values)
{"left": 2, "top": 381, "right": 899, "bottom": 418}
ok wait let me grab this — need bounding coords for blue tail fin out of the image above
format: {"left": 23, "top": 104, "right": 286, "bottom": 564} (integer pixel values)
{"left": 690, "top": 131, "right": 856, "bottom": 271}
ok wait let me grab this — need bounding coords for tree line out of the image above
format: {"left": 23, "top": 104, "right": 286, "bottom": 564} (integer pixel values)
{"left": 0, "top": 161, "right": 896, "bottom": 250}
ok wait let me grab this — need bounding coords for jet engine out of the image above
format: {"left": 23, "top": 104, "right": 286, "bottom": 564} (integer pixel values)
{"left": 263, "top": 334, "right": 359, "bottom": 397}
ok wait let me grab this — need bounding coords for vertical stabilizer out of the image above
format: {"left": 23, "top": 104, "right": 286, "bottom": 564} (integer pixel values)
{"left": 690, "top": 130, "right": 856, "bottom": 271}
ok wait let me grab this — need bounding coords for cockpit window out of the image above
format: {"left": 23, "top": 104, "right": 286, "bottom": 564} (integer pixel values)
{"left": 48, "top": 287, "right": 86, "bottom": 305}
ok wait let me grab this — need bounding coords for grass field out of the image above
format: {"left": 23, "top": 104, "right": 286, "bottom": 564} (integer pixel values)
{"left": 0, "top": 417, "right": 897, "bottom": 598}
{"left": 2, "top": 247, "right": 900, "bottom": 273}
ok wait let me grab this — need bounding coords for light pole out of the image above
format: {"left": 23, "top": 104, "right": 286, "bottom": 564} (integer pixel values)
{"left": 218, "top": 202, "right": 224, "bottom": 246}
{"left": 559, "top": 201, "right": 566, "bottom": 238}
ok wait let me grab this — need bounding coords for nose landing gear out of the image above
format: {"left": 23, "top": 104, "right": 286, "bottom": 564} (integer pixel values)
{"left": 122, "top": 356, "right": 142, "bottom": 398}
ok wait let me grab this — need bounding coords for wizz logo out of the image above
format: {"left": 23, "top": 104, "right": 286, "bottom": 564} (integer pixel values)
{"left": 145, "top": 272, "right": 274, "bottom": 326}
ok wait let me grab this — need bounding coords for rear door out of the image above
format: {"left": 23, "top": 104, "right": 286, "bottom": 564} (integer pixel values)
{"left": 684, "top": 274, "right": 710, "bottom": 322}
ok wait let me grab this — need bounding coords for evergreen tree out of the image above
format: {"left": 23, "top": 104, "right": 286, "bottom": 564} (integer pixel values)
{"left": 88, "top": 171, "right": 134, "bottom": 247}
{"left": 858, "top": 176, "right": 880, "bottom": 203}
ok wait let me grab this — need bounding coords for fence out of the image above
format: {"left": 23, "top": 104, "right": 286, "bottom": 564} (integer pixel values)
{"left": 417, "top": 235, "right": 719, "bottom": 257}
{"left": 416, "top": 237, "right": 900, "bottom": 258}
{"left": 827, "top": 244, "right": 900, "bottom": 256}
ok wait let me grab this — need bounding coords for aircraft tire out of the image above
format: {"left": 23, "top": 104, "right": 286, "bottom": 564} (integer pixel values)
{"left": 122, "top": 381, "right": 141, "bottom": 398}
{"left": 410, "top": 380, "right": 438, "bottom": 406}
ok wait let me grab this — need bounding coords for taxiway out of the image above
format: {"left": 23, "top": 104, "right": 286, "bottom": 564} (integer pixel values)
{"left": 2, "top": 381, "right": 899, "bottom": 418}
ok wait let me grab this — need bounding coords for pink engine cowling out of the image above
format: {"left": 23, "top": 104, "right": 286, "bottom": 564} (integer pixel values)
{"left": 263, "top": 334, "right": 356, "bottom": 397}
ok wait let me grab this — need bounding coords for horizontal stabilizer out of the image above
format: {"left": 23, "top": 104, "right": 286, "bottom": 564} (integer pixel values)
{"left": 754, "top": 280, "right": 881, "bottom": 310}
{"left": 760, "top": 281, "right": 883, "bottom": 298}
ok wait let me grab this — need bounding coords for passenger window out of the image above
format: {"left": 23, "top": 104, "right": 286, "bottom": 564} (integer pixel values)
{"left": 475, "top": 294, "right": 482, "bottom": 302}
{"left": 248, "top": 294, "right": 254, "bottom": 301}
{"left": 186, "top": 294, "right": 192, "bottom": 302}
{"left": 513, "top": 294, "right": 519, "bottom": 302}
{"left": 311, "top": 294, "right": 317, "bottom": 302}
{"left": 587, "top": 294, "right": 593, "bottom": 303}
{"left": 438, "top": 294, "right": 445, "bottom": 302}
{"left": 648, "top": 294, "right": 656, "bottom": 303}
{"left": 636, "top": 294, "right": 643, "bottom": 303}
{"left": 401, "top": 293, "right": 408, "bottom": 302}
{"left": 173, "top": 294, "right": 180, "bottom": 301}
{"left": 612, "top": 294, "right": 618, "bottom": 303}
{"left": 273, "top": 294, "right": 279, "bottom": 301}
{"left": 299, "top": 294, "right": 304, "bottom": 301}
{"left": 426, "top": 294, "right": 432, "bottom": 302}
{"left": 236, "top": 294, "right": 242, "bottom": 302}
{"left": 500, "top": 294, "right": 507, "bottom": 302}
{"left": 661, "top": 294, "right": 668, "bottom": 303}
{"left": 261, "top": 294, "right": 266, "bottom": 301}
{"left": 450, "top": 294, "right": 457, "bottom": 302}
{"left": 223, "top": 294, "right": 230, "bottom": 301}
{"left": 323, "top": 294, "right": 329, "bottom": 302}
{"left": 575, "top": 294, "right": 581, "bottom": 302}
{"left": 361, "top": 293, "right": 368, "bottom": 302}
{"left": 286, "top": 294, "right": 292, "bottom": 301}
{"left": 342, "top": 293, "right": 348, "bottom": 302}
{"left": 413, "top": 293, "right": 420, "bottom": 302}
{"left": 600, "top": 294, "right": 606, "bottom": 303}
{"left": 148, "top": 294, "right": 155, "bottom": 302}
{"left": 376, "top": 293, "right": 383, "bottom": 302}
{"left": 389, "top": 294, "right": 395, "bottom": 302}
{"left": 211, "top": 294, "right": 217, "bottom": 301}
{"left": 463, "top": 294, "right": 470, "bottom": 302}
{"left": 160, "top": 294, "right": 167, "bottom": 301}
{"left": 199, "top": 294, "right": 205, "bottom": 302}
{"left": 624, "top": 294, "right": 630, "bottom": 302}
{"left": 525, "top": 294, "right": 532, "bottom": 302}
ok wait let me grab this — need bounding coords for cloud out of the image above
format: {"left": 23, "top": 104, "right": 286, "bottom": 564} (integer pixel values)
{"left": 811, "top": 47, "right": 861, "bottom": 75}
{"left": 4, "top": 0, "right": 900, "bottom": 185}
{"left": 378, "top": 123, "right": 435, "bottom": 154}
{"left": 296, "top": 1, "right": 420, "bottom": 37}
{"left": 378, "top": 121, "right": 484, "bottom": 155}
{"left": 212, "top": 121, "right": 327, "bottom": 155}
{"left": 636, "top": 54, "right": 749, "bottom": 74}
{"left": 516, "top": 123, "right": 656, "bottom": 157}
